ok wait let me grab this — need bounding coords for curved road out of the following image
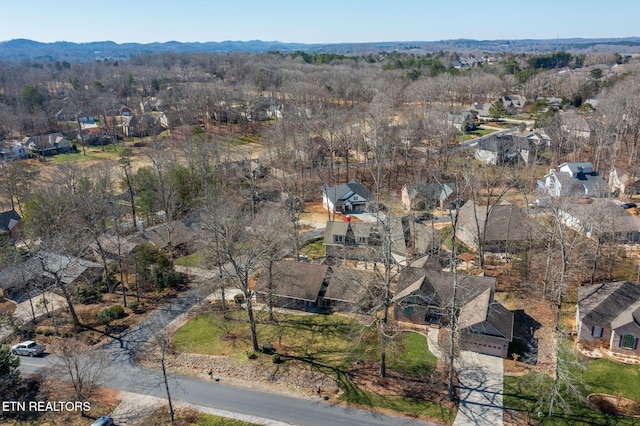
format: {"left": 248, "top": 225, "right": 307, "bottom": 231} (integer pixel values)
{"left": 19, "top": 286, "right": 438, "bottom": 426}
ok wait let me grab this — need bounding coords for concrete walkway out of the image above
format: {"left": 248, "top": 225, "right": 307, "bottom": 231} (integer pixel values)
{"left": 453, "top": 350, "right": 504, "bottom": 426}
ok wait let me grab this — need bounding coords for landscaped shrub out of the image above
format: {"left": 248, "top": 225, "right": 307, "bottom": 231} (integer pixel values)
{"left": 109, "top": 305, "right": 125, "bottom": 318}
{"left": 234, "top": 293, "right": 245, "bottom": 305}
{"left": 271, "top": 353, "right": 282, "bottom": 364}
{"left": 73, "top": 281, "right": 102, "bottom": 304}
{"left": 96, "top": 308, "right": 118, "bottom": 325}
{"left": 245, "top": 350, "right": 258, "bottom": 360}
{"left": 262, "top": 342, "right": 275, "bottom": 354}
{"left": 127, "top": 301, "right": 140, "bottom": 311}
{"left": 96, "top": 305, "right": 126, "bottom": 325}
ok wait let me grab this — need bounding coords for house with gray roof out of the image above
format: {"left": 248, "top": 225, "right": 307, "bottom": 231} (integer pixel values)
{"left": 474, "top": 134, "right": 534, "bottom": 165}
{"left": 324, "top": 216, "right": 439, "bottom": 265}
{"left": 393, "top": 267, "right": 513, "bottom": 358}
{"left": 559, "top": 198, "right": 640, "bottom": 243}
{"left": 456, "top": 201, "right": 544, "bottom": 253}
{"left": 23, "top": 133, "right": 72, "bottom": 157}
{"left": 0, "top": 252, "right": 102, "bottom": 302}
{"left": 560, "top": 112, "right": 591, "bottom": 139}
{"left": 321, "top": 180, "right": 375, "bottom": 213}
{"left": 401, "top": 182, "right": 456, "bottom": 211}
{"left": 446, "top": 111, "right": 476, "bottom": 131}
{"left": 498, "top": 95, "right": 527, "bottom": 114}
{"left": 254, "top": 260, "right": 374, "bottom": 313}
{"left": 577, "top": 281, "right": 640, "bottom": 357}
{"left": 543, "top": 162, "right": 608, "bottom": 198}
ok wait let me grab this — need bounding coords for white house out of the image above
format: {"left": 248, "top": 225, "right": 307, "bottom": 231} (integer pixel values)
{"left": 543, "top": 162, "right": 608, "bottom": 198}
{"left": 321, "top": 180, "right": 375, "bottom": 213}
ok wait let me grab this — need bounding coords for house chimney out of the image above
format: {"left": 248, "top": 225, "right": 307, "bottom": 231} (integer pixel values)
{"left": 138, "top": 220, "right": 145, "bottom": 235}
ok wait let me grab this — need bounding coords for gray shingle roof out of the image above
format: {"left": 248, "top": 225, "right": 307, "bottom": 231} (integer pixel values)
{"left": 457, "top": 202, "right": 543, "bottom": 243}
{"left": 321, "top": 180, "right": 375, "bottom": 206}
{"left": 578, "top": 281, "right": 640, "bottom": 327}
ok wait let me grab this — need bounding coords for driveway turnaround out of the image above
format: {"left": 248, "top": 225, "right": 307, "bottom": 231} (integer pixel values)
{"left": 453, "top": 350, "right": 504, "bottom": 426}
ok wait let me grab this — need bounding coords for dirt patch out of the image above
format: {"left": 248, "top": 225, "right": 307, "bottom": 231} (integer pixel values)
{"left": 588, "top": 393, "right": 640, "bottom": 417}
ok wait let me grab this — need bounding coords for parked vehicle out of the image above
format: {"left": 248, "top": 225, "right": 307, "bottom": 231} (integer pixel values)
{"left": 622, "top": 202, "right": 637, "bottom": 209}
{"left": 91, "top": 416, "right": 114, "bottom": 426}
{"left": 10, "top": 341, "right": 45, "bottom": 357}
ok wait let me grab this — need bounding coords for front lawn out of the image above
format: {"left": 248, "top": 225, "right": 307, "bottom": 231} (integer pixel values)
{"left": 462, "top": 127, "right": 495, "bottom": 141}
{"left": 172, "top": 309, "right": 451, "bottom": 421}
{"left": 504, "top": 356, "right": 640, "bottom": 425}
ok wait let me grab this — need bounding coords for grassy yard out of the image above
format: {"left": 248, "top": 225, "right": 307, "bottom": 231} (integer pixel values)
{"left": 299, "top": 239, "right": 325, "bottom": 260}
{"left": 462, "top": 127, "right": 495, "bottom": 141}
{"left": 51, "top": 146, "right": 123, "bottom": 164}
{"left": 174, "top": 251, "right": 203, "bottom": 267}
{"left": 504, "top": 356, "right": 640, "bottom": 425}
{"left": 172, "top": 309, "right": 452, "bottom": 421}
{"left": 173, "top": 309, "right": 359, "bottom": 365}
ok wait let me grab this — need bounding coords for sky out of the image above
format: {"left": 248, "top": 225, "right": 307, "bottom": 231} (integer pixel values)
{"left": 2, "top": 0, "right": 639, "bottom": 45}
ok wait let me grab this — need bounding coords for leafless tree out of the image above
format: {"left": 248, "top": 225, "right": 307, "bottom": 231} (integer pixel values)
{"left": 54, "top": 341, "right": 111, "bottom": 415}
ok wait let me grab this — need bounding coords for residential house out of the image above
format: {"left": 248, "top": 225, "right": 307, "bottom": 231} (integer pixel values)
{"left": 560, "top": 112, "right": 591, "bottom": 139}
{"left": 543, "top": 162, "right": 608, "bottom": 198}
{"left": 393, "top": 267, "right": 514, "bottom": 358}
{"left": 78, "top": 127, "right": 113, "bottom": 146}
{"left": 446, "top": 111, "right": 476, "bottom": 131}
{"left": 323, "top": 267, "right": 375, "bottom": 312}
{"left": 0, "top": 210, "right": 21, "bottom": 240}
{"left": 0, "top": 140, "right": 28, "bottom": 161}
{"left": 577, "top": 281, "right": 640, "bottom": 357}
{"left": 126, "top": 112, "right": 169, "bottom": 137}
{"left": 324, "top": 221, "right": 380, "bottom": 261}
{"left": 474, "top": 134, "right": 535, "bottom": 165}
{"left": 498, "top": 95, "right": 527, "bottom": 114}
{"left": 92, "top": 220, "right": 196, "bottom": 262}
{"left": 0, "top": 252, "right": 102, "bottom": 303}
{"left": 525, "top": 129, "right": 552, "bottom": 148}
{"left": 140, "top": 97, "right": 163, "bottom": 113}
{"left": 401, "top": 182, "right": 456, "bottom": 211}
{"left": 471, "top": 102, "right": 491, "bottom": 118}
{"left": 324, "top": 217, "right": 440, "bottom": 265}
{"left": 254, "top": 260, "right": 374, "bottom": 313}
{"left": 321, "top": 180, "right": 375, "bottom": 213}
{"left": 456, "top": 201, "right": 543, "bottom": 253}
{"left": 609, "top": 167, "right": 640, "bottom": 196}
{"left": 24, "top": 133, "right": 72, "bottom": 156}
{"left": 558, "top": 198, "right": 640, "bottom": 243}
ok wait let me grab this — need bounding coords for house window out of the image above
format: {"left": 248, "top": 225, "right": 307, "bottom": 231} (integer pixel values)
{"left": 357, "top": 237, "right": 367, "bottom": 244}
{"left": 620, "top": 334, "right": 637, "bottom": 350}
{"left": 333, "top": 235, "right": 344, "bottom": 243}
{"left": 592, "top": 326, "right": 603, "bottom": 338}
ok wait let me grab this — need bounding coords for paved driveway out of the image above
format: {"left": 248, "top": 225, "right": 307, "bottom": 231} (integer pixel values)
{"left": 453, "top": 350, "right": 504, "bottom": 426}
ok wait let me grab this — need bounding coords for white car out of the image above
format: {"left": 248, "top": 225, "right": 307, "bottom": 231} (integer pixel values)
{"left": 10, "top": 340, "right": 45, "bottom": 357}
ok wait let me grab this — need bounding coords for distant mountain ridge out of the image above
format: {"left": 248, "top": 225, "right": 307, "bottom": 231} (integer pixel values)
{"left": 1, "top": 37, "right": 640, "bottom": 62}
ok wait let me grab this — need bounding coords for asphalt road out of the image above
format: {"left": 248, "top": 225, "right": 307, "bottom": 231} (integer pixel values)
{"left": 18, "top": 286, "right": 438, "bottom": 426}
